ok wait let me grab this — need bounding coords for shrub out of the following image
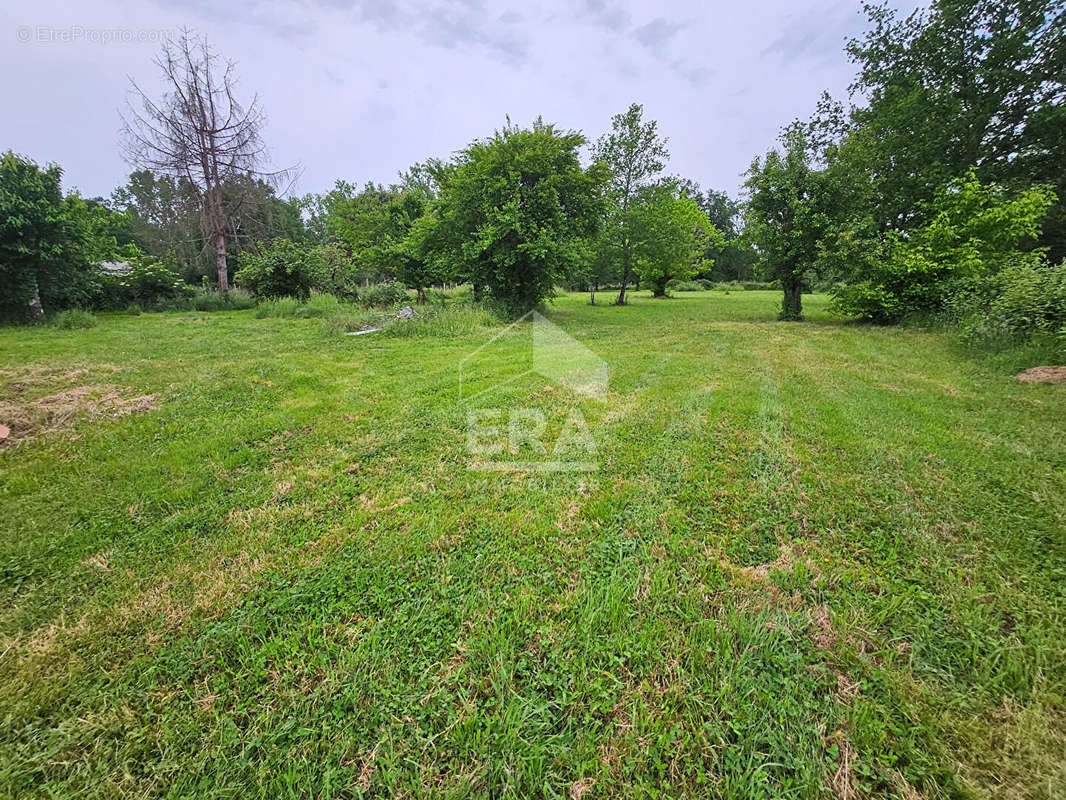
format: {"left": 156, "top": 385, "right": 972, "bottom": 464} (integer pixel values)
{"left": 125, "top": 303, "right": 142, "bottom": 316}
{"left": 831, "top": 174, "right": 1057, "bottom": 322}
{"left": 358, "top": 281, "right": 410, "bottom": 309}
{"left": 949, "top": 256, "right": 1066, "bottom": 349}
{"left": 99, "top": 253, "right": 193, "bottom": 311}
{"left": 235, "top": 240, "right": 359, "bottom": 300}
{"left": 50, "top": 309, "right": 97, "bottom": 329}
{"left": 236, "top": 239, "right": 322, "bottom": 299}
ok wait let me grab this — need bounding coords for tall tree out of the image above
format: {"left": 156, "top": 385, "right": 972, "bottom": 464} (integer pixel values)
{"left": 630, "top": 181, "right": 719, "bottom": 297}
{"left": 121, "top": 30, "right": 290, "bottom": 290}
{"left": 0, "top": 152, "right": 105, "bottom": 319}
{"left": 839, "top": 0, "right": 1066, "bottom": 256}
{"left": 592, "top": 103, "right": 669, "bottom": 305}
{"left": 744, "top": 127, "right": 832, "bottom": 321}
{"left": 411, "top": 119, "right": 609, "bottom": 314}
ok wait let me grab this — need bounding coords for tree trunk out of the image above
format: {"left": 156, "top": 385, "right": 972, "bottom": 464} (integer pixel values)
{"left": 215, "top": 231, "right": 229, "bottom": 291}
{"left": 589, "top": 284, "right": 595, "bottom": 305}
{"left": 780, "top": 277, "right": 802, "bottom": 321}
{"left": 615, "top": 241, "right": 631, "bottom": 305}
{"left": 416, "top": 286, "right": 426, "bottom": 305}
{"left": 473, "top": 282, "right": 483, "bottom": 302}
{"left": 27, "top": 279, "right": 44, "bottom": 321}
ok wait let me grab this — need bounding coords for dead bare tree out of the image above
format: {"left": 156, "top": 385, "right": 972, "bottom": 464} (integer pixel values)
{"left": 121, "top": 30, "right": 290, "bottom": 290}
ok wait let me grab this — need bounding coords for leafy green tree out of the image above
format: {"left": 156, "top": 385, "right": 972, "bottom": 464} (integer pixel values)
{"left": 235, "top": 239, "right": 329, "bottom": 299}
{"left": 838, "top": 0, "right": 1066, "bottom": 256}
{"left": 630, "top": 182, "right": 720, "bottom": 297}
{"left": 0, "top": 152, "right": 105, "bottom": 320}
{"left": 416, "top": 120, "right": 609, "bottom": 314}
{"left": 697, "top": 189, "right": 757, "bottom": 282}
{"left": 592, "top": 103, "right": 669, "bottom": 305}
{"left": 111, "top": 170, "right": 205, "bottom": 279}
{"left": 744, "top": 128, "right": 832, "bottom": 320}
{"left": 831, "top": 171, "right": 1057, "bottom": 321}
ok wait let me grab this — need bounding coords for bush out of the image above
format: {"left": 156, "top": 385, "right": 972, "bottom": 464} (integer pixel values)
{"left": 235, "top": 240, "right": 359, "bottom": 300}
{"left": 358, "top": 281, "right": 410, "bottom": 309}
{"left": 948, "top": 257, "right": 1066, "bottom": 350}
{"left": 98, "top": 254, "right": 194, "bottom": 311}
{"left": 125, "top": 303, "right": 142, "bottom": 316}
{"left": 830, "top": 174, "right": 1057, "bottom": 322}
{"left": 50, "top": 309, "right": 97, "bottom": 329}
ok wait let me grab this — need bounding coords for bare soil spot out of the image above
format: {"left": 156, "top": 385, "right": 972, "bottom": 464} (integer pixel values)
{"left": 1015, "top": 366, "right": 1066, "bottom": 384}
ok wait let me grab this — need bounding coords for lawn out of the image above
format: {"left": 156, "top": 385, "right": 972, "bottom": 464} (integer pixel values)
{"left": 1, "top": 291, "right": 1064, "bottom": 799}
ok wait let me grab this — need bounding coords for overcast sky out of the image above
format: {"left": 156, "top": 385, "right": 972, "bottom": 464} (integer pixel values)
{"left": 2, "top": 0, "right": 923, "bottom": 202}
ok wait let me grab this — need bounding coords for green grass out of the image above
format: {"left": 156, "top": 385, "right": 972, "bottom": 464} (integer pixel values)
{"left": 0, "top": 291, "right": 1063, "bottom": 799}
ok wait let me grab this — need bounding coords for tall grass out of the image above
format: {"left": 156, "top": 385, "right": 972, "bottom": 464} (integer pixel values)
{"left": 49, "top": 309, "right": 97, "bottom": 329}
{"left": 382, "top": 303, "right": 500, "bottom": 338}
{"left": 255, "top": 292, "right": 343, "bottom": 319}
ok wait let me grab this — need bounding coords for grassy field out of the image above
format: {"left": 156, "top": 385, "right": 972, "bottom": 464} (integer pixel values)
{"left": 1, "top": 290, "right": 1064, "bottom": 799}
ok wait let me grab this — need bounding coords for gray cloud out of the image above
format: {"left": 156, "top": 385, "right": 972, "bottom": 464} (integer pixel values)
{"left": 762, "top": 2, "right": 865, "bottom": 64}
{"left": 633, "top": 17, "right": 684, "bottom": 52}
{"left": 2, "top": 0, "right": 910, "bottom": 203}
{"left": 422, "top": 3, "right": 528, "bottom": 64}
{"left": 583, "top": 0, "right": 629, "bottom": 32}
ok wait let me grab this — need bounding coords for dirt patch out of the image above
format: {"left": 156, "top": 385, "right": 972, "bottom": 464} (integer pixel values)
{"left": 0, "top": 384, "right": 157, "bottom": 444}
{"left": 1015, "top": 366, "right": 1066, "bottom": 384}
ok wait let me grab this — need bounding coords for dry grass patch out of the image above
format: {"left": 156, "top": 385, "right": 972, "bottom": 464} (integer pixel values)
{"left": 0, "top": 364, "right": 155, "bottom": 443}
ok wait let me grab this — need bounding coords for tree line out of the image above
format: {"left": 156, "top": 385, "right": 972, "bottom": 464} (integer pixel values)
{"left": 3, "top": 0, "right": 1065, "bottom": 348}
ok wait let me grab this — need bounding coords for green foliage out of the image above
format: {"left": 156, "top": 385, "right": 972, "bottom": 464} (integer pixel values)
{"left": 744, "top": 127, "right": 832, "bottom": 320}
{"left": 357, "top": 281, "right": 410, "bottom": 310}
{"left": 630, "top": 182, "right": 720, "bottom": 297}
{"left": 0, "top": 151, "right": 107, "bottom": 319}
{"left": 949, "top": 257, "right": 1066, "bottom": 351}
{"left": 49, "top": 309, "right": 97, "bottom": 329}
{"left": 592, "top": 103, "right": 670, "bottom": 304}
{"left": 840, "top": 0, "right": 1066, "bottom": 259}
{"left": 415, "top": 120, "right": 609, "bottom": 315}
{"left": 325, "top": 183, "right": 435, "bottom": 296}
{"left": 668, "top": 280, "right": 708, "bottom": 292}
{"left": 831, "top": 173, "right": 1057, "bottom": 322}
{"left": 192, "top": 288, "right": 256, "bottom": 312}
{"left": 234, "top": 239, "right": 358, "bottom": 300}
{"left": 99, "top": 252, "right": 193, "bottom": 310}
